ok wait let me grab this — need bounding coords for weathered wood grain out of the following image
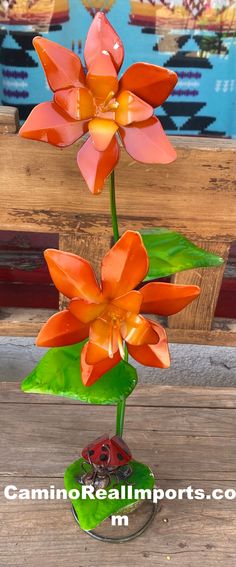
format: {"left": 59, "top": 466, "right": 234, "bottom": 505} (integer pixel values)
{"left": 1, "top": 381, "right": 236, "bottom": 566}
{"left": 0, "top": 136, "right": 235, "bottom": 240}
{"left": 0, "top": 106, "right": 19, "bottom": 134}
{"left": 1, "top": 401, "right": 236, "bottom": 481}
{"left": 0, "top": 307, "right": 235, "bottom": 345}
{"left": 0, "top": 478, "right": 236, "bottom": 567}
{"left": 1, "top": 122, "right": 236, "bottom": 344}
{"left": 2, "top": 402, "right": 236, "bottom": 437}
{"left": 168, "top": 242, "right": 230, "bottom": 331}
{"left": 0, "top": 307, "right": 55, "bottom": 337}
{"left": 1, "top": 478, "right": 236, "bottom": 567}
{"left": 2, "top": 381, "right": 236, "bottom": 408}
{"left": 59, "top": 233, "right": 111, "bottom": 309}
{"left": 166, "top": 328, "right": 236, "bottom": 346}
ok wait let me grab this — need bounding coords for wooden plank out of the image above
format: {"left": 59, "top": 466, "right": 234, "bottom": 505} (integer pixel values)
{"left": 0, "top": 307, "right": 235, "bottom": 345}
{"left": 59, "top": 232, "right": 111, "bottom": 274}
{"left": 0, "top": 477, "right": 236, "bottom": 567}
{"left": 0, "top": 106, "right": 19, "bottom": 134}
{"left": 2, "top": 382, "right": 236, "bottom": 408}
{"left": 2, "top": 427, "right": 236, "bottom": 480}
{"left": 0, "top": 133, "right": 235, "bottom": 344}
{"left": 0, "top": 479, "right": 235, "bottom": 566}
{"left": 59, "top": 232, "right": 111, "bottom": 309}
{"left": 1, "top": 379, "right": 236, "bottom": 565}
{"left": 2, "top": 402, "right": 236, "bottom": 437}
{"left": 0, "top": 307, "right": 55, "bottom": 336}
{"left": 59, "top": 237, "right": 233, "bottom": 335}
{"left": 214, "top": 317, "right": 236, "bottom": 332}
{"left": 0, "top": 136, "right": 235, "bottom": 240}
{"left": 1, "top": 402, "right": 236, "bottom": 480}
{"left": 168, "top": 242, "right": 230, "bottom": 331}
{"left": 167, "top": 328, "right": 236, "bottom": 346}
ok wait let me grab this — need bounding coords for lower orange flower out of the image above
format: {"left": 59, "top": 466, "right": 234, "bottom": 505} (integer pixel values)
{"left": 37, "top": 231, "right": 200, "bottom": 386}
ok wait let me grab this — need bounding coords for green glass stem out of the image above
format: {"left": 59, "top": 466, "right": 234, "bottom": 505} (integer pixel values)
{"left": 109, "top": 170, "right": 126, "bottom": 438}
{"left": 109, "top": 170, "right": 120, "bottom": 243}
{"left": 116, "top": 398, "right": 126, "bottom": 437}
{"left": 116, "top": 345, "right": 129, "bottom": 435}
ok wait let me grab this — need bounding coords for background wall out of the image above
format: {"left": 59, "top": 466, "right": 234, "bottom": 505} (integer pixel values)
{"left": 1, "top": 0, "right": 236, "bottom": 136}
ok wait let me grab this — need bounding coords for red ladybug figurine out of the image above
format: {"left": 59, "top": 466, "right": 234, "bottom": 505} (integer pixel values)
{"left": 82, "top": 434, "right": 132, "bottom": 467}
{"left": 79, "top": 435, "right": 132, "bottom": 489}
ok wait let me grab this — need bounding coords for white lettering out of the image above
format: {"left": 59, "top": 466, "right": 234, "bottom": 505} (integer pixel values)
{"left": 165, "top": 489, "right": 177, "bottom": 500}
{"left": 19, "top": 488, "right": 30, "bottom": 500}
{"left": 95, "top": 489, "right": 107, "bottom": 500}
{"left": 108, "top": 488, "right": 120, "bottom": 500}
{"left": 194, "top": 489, "right": 205, "bottom": 500}
{"left": 153, "top": 488, "right": 164, "bottom": 503}
{"left": 55, "top": 488, "right": 68, "bottom": 500}
{"left": 111, "top": 515, "right": 129, "bottom": 526}
{"left": 4, "top": 485, "right": 17, "bottom": 500}
{"left": 134, "top": 488, "right": 152, "bottom": 501}
{"left": 31, "top": 488, "right": 49, "bottom": 500}
{"left": 224, "top": 489, "right": 236, "bottom": 500}
{"left": 68, "top": 488, "right": 80, "bottom": 500}
{"left": 81, "top": 485, "right": 95, "bottom": 500}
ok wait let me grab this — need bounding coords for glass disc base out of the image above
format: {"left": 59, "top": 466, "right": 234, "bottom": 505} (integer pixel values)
{"left": 71, "top": 498, "right": 160, "bottom": 543}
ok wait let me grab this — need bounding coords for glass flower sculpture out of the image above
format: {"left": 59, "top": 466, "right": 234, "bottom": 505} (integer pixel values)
{"left": 19, "top": 12, "right": 177, "bottom": 193}
{"left": 20, "top": 12, "right": 223, "bottom": 535}
{"left": 36, "top": 231, "right": 200, "bottom": 386}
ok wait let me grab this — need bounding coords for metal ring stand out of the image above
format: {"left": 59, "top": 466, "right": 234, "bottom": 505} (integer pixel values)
{"left": 71, "top": 500, "right": 160, "bottom": 543}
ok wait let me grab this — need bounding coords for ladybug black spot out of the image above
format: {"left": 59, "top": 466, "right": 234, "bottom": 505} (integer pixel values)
{"left": 117, "top": 453, "right": 124, "bottom": 461}
{"left": 100, "top": 454, "right": 108, "bottom": 462}
{"left": 88, "top": 450, "right": 95, "bottom": 456}
{"left": 102, "top": 445, "right": 109, "bottom": 452}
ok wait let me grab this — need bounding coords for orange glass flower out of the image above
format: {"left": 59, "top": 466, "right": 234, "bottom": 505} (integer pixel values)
{"left": 19, "top": 12, "right": 178, "bottom": 194}
{"left": 37, "top": 231, "right": 200, "bottom": 386}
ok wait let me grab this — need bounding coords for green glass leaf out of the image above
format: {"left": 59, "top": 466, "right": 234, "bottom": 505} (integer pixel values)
{"left": 64, "top": 457, "right": 155, "bottom": 531}
{"left": 21, "top": 341, "right": 137, "bottom": 405}
{"left": 140, "top": 228, "right": 223, "bottom": 280}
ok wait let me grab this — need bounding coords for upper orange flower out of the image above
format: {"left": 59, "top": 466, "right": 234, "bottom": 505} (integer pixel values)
{"left": 19, "top": 12, "right": 178, "bottom": 194}
{"left": 37, "top": 231, "right": 200, "bottom": 387}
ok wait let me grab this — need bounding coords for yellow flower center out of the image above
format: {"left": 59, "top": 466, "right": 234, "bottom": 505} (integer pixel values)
{"left": 102, "top": 303, "right": 126, "bottom": 360}
{"left": 75, "top": 88, "right": 119, "bottom": 122}
{"left": 98, "top": 91, "right": 119, "bottom": 114}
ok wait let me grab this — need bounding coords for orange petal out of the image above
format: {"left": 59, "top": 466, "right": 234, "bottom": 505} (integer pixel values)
{"left": 69, "top": 298, "right": 107, "bottom": 323}
{"left": 101, "top": 231, "right": 149, "bottom": 299}
{"left": 44, "top": 249, "right": 101, "bottom": 301}
{"left": 86, "top": 52, "right": 118, "bottom": 100}
{"left": 140, "top": 282, "right": 200, "bottom": 316}
{"left": 119, "top": 63, "right": 177, "bottom": 108}
{"left": 119, "top": 116, "right": 176, "bottom": 164}
{"left": 33, "top": 36, "right": 85, "bottom": 91}
{"left": 77, "top": 135, "right": 120, "bottom": 194}
{"left": 121, "top": 313, "right": 157, "bottom": 346}
{"left": 86, "top": 318, "right": 119, "bottom": 363}
{"left": 33, "top": 36, "right": 86, "bottom": 92}
{"left": 89, "top": 118, "right": 119, "bottom": 152}
{"left": 127, "top": 321, "right": 170, "bottom": 368}
{"left": 81, "top": 343, "right": 121, "bottom": 387}
{"left": 116, "top": 90, "right": 153, "bottom": 126}
{"left": 36, "top": 310, "right": 89, "bottom": 347}
{"left": 84, "top": 12, "right": 124, "bottom": 72}
{"left": 54, "top": 87, "right": 94, "bottom": 121}
{"left": 112, "top": 290, "right": 142, "bottom": 314}
{"left": 19, "top": 102, "right": 88, "bottom": 147}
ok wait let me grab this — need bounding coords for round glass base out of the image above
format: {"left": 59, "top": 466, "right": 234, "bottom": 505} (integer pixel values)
{"left": 71, "top": 498, "right": 160, "bottom": 543}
